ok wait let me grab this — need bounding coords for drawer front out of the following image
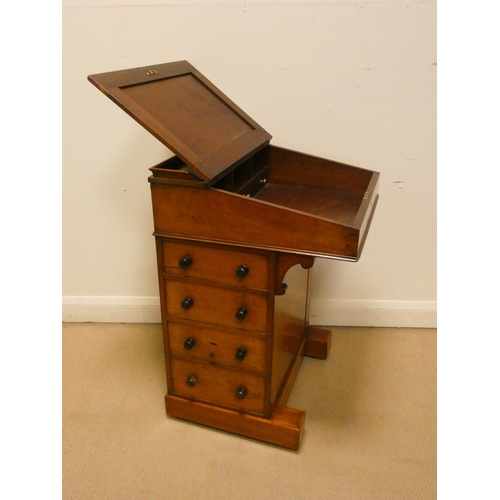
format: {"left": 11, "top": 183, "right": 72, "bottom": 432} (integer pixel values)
{"left": 170, "top": 357, "right": 265, "bottom": 414}
{"left": 169, "top": 322, "right": 266, "bottom": 372}
{"left": 163, "top": 240, "right": 268, "bottom": 290}
{"left": 166, "top": 281, "right": 268, "bottom": 333}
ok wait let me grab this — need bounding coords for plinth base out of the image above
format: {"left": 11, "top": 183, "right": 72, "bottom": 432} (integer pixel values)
{"left": 166, "top": 394, "right": 305, "bottom": 450}
{"left": 165, "top": 326, "right": 332, "bottom": 450}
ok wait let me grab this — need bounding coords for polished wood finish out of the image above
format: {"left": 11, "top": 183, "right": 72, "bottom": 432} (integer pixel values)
{"left": 165, "top": 279, "right": 268, "bottom": 332}
{"left": 170, "top": 357, "right": 265, "bottom": 414}
{"left": 165, "top": 395, "right": 305, "bottom": 450}
{"left": 88, "top": 61, "right": 271, "bottom": 184}
{"left": 168, "top": 321, "right": 266, "bottom": 372}
{"left": 152, "top": 184, "right": 363, "bottom": 261}
{"left": 275, "top": 253, "right": 314, "bottom": 295}
{"left": 162, "top": 239, "right": 269, "bottom": 290}
{"left": 88, "top": 60, "right": 379, "bottom": 449}
{"left": 271, "top": 261, "right": 310, "bottom": 406}
{"left": 303, "top": 326, "right": 333, "bottom": 360}
{"left": 276, "top": 337, "right": 306, "bottom": 407}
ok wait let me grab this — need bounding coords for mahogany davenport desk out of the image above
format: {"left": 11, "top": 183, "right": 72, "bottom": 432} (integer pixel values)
{"left": 88, "top": 61, "right": 379, "bottom": 450}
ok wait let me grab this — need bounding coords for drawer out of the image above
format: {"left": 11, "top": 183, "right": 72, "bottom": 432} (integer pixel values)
{"left": 169, "top": 321, "right": 266, "bottom": 372}
{"left": 163, "top": 240, "right": 268, "bottom": 290}
{"left": 166, "top": 280, "right": 268, "bottom": 333}
{"left": 170, "top": 357, "right": 265, "bottom": 414}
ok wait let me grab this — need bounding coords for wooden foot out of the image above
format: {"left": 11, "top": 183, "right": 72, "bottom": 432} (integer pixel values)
{"left": 303, "top": 326, "right": 332, "bottom": 360}
{"left": 165, "top": 394, "right": 305, "bottom": 450}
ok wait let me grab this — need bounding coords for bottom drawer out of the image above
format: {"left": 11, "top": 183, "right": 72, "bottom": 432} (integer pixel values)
{"left": 170, "top": 357, "right": 265, "bottom": 414}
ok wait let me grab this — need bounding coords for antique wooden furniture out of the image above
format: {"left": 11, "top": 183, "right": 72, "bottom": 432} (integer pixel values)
{"left": 88, "top": 61, "right": 379, "bottom": 450}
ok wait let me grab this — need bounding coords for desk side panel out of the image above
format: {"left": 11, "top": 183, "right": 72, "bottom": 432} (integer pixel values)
{"left": 150, "top": 183, "right": 360, "bottom": 260}
{"left": 271, "top": 263, "right": 309, "bottom": 406}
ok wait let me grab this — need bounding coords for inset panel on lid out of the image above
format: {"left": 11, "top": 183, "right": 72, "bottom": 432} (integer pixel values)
{"left": 88, "top": 61, "right": 271, "bottom": 184}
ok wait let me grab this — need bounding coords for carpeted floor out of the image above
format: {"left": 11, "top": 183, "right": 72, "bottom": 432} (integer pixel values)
{"left": 62, "top": 323, "right": 436, "bottom": 499}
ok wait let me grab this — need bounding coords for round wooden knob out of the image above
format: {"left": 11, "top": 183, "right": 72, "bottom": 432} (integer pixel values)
{"left": 178, "top": 255, "right": 192, "bottom": 269}
{"left": 235, "top": 348, "right": 247, "bottom": 361}
{"left": 235, "top": 387, "right": 247, "bottom": 400}
{"left": 235, "top": 307, "right": 248, "bottom": 321}
{"left": 181, "top": 297, "right": 194, "bottom": 310}
{"left": 235, "top": 265, "right": 249, "bottom": 279}
{"left": 186, "top": 375, "right": 197, "bottom": 387}
{"left": 184, "top": 338, "right": 195, "bottom": 350}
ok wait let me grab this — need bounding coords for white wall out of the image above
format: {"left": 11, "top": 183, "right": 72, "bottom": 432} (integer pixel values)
{"left": 62, "top": 0, "right": 436, "bottom": 327}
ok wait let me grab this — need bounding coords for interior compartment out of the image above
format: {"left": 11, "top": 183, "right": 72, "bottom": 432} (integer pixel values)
{"left": 212, "top": 147, "right": 269, "bottom": 197}
{"left": 254, "top": 184, "right": 365, "bottom": 226}
{"left": 149, "top": 156, "right": 204, "bottom": 182}
{"left": 215, "top": 145, "right": 378, "bottom": 227}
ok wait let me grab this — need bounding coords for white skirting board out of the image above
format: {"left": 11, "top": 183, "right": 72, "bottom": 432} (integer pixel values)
{"left": 62, "top": 297, "right": 162, "bottom": 324}
{"left": 62, "top": 296, "right": 436, "bottom": 328}
{"left": 309, "top": 299, "right": 436, "bottom": 328}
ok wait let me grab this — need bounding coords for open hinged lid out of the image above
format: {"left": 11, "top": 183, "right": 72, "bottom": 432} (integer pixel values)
{"left": 88, "top": 60, "right": 272, "bottom": 185}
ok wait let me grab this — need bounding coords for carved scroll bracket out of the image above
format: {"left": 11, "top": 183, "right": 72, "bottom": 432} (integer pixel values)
{"left": 275, "top": 253, "right": 315, "bottom": 295}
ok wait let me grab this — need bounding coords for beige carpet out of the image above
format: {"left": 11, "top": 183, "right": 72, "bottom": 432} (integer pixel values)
{"left": 62, "top": 323, "right": 436, "bottom": 499}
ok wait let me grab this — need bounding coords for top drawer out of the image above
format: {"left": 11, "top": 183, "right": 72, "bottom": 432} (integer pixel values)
{"left": 162, "top": 240, "right": 268, "bottom": 290}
